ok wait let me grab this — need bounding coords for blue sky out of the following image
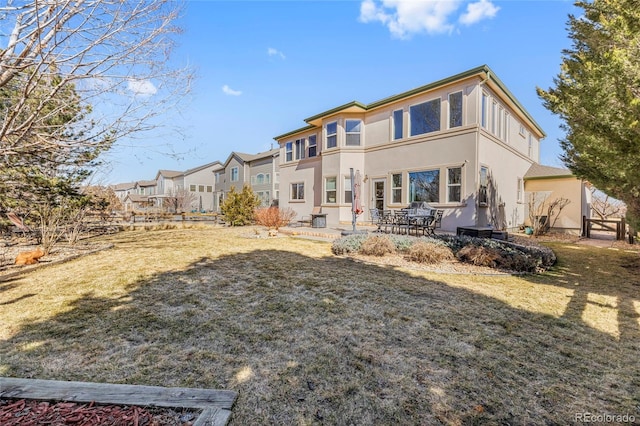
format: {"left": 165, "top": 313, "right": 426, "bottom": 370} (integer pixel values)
{"left": 104, "top": 0, "right": 578, "bottom": 184}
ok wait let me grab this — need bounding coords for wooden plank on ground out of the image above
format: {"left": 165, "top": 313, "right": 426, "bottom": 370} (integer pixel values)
{"left": 0, "top": 377, "right": 237, "bottom": 412}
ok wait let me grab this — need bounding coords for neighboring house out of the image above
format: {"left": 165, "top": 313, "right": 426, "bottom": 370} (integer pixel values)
{"left": 112, "top": 182, "right": 137, "bottom": 203}
{"left": 524, "top": 164, "right": 591, "bottom": 234}
{"left": 274, "top": 65, "right": 547, "bottom": 232}
{"left": 149, "top": 162, "right": 222, "bottom": 212}
{"left": 122, "top": 193, "right": 153, "bottom": 212}
{"left": 137, "top": 180, "right": 157, "bottom": 196}
{"left": 214, "top": 149, "right": 280, "bottom": 212}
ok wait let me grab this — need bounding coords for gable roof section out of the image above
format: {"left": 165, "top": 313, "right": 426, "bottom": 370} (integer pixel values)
{"left": 223, "top": 149, "right": 279, "bottom": 167}
{"left": 274, "top": 64, "right": 546, "bottom": 141}
{"left": 156, "top": 169, "right": 183, "bottom": 180}
{"left": 112, "top": 182, "right": 137, "bottom": 191}
{"left": 183, "top": 161, "right": 223, "bottom": 176}
{"left": 524, "top": 163, "right": 574, "bottom": 180}
{"left": 137, "top": 180, "right": 157, "bottom": 187}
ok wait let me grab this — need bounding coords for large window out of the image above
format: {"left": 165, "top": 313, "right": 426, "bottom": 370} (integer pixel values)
{"left": 447, "top": 167, "right": 462, "bottom": 203}
{"left": 345, "top": 119, "right": 361, "bottom": 146}
{"left": 408, "top": 170, "right": 439, "bottom": 203}
{"left": 308, "top": 134, "right": 317, "bottom": 157}
{"left": 479, "top": 166, "right": 489, "bottom": 205}
{"left": 481, "top": 92, "right": 489, "bottom": 129}
{"left": 257, "top": 191, "right": 270, "bottom": 206}
{"left": 410, "top": 98, "right": 441, "bottom": 136}
{"left": 295, "top": 138, "right": 305, "bottom": 160}
{"left": 449, "top": 91, "right": 463, "bottom": 128}
{"left": 325, "top": 177, "right": 337, "bottom": 203}
{"left": 285, "top": 142, "right": 293, "bottom": 162}
{"left": 393, "top": 109, "right": 403, "bottom": 140}
{"left": 231, "top": 167, "right": 239, "bottom": 182}
{"left": 291, "top": 182, "right": 304, "bottom": 200}
{"left": 392, "top": 173, "right": 402, "bottom": 203}
{"left": 344, "top": 176, "right": 352, "bottom": 203}
{"left": 326, "top": 121, "right": 337, "bottom": 148}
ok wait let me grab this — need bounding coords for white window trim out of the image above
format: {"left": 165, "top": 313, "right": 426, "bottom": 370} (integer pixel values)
{"left": 291, "top": 182, "right": 305, "bottom": 201}
{"left": 345, "top": 119, "right": 362, "bottom": 146}
{"left": 326, "top": 121, "right": 338, "bottom": 149}
{"left": 324, "top": 176, "right": 337, "bottom": 204}
{"left": 231, "top": 166, "right": 239, "bottom": 182}
{"left": 392, "top": 109, "right": 403, "bottom": 141}
{"left": 446, "top": 167, "right": 462, "bottom": 203}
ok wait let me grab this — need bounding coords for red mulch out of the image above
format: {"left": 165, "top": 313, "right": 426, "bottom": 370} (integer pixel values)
{"left": 0, "top": 398, "right": 197, "bottom": 426}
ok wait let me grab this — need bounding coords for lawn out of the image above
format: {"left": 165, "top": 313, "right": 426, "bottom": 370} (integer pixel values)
{"left": 1, "top": 227, "right": 639, "bottom": 424}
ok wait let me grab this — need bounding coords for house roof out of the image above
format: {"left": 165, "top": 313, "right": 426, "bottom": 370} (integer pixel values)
{"left": 157, "top": 169, "right": 183, "bottom": 179}
{"left": 137, "top": 180, "right": 157, "bottom": 187}
{"left": 524, "top": 163, "right": 575, "bottom": 180}
{"left": 274, "top": 64, "right": 546, "bottom": 141}
{"left": 184, "top": 161, "right": 223, "bottom": 176}
{"left": 124, "top": 194, "right": 149, "bottom": 202}
{"left": 223, "top": 149, "right": 279, "bottom": 167}
{"left": 112, "top": 182, "right": 137, "bottom": 191}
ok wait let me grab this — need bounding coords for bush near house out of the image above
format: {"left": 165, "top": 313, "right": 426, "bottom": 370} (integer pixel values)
{"left": 221, "top": 185, "right": 260, "bottom": 226}
{"left": 332, "top": 234, "right": 556, "bottom": 273}
{"left": 254, "top": 206, "right": 297, "bottom": 230}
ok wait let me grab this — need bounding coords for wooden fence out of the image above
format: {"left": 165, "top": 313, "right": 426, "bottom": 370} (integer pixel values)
{"left": 582, "top": 216, "right": 626, "bottom": 240}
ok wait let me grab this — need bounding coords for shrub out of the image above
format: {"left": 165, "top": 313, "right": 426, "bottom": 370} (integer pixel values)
{"left": 457, "top": 245, "right": 503, "bottom": 268}
{"left": 221, "top": 185, "right": 260, "bottom": 226}
{"left": 407, "top": 241, "right": 455, "bottom": 264}
{"left": 254, "top": 206, "right": 297, "bottom": 230}
{"left": 359, "top": 235, "right": 396, "bottom": 256}
{"left": 331, "top": 233, "right": 370, "bottom": 255}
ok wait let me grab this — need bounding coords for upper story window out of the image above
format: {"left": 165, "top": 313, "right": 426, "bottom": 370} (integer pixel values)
{"left": 206, "top": 186, "right": 213, "bottom": 193}
{"left": 491, "top": 100, "right": 497, "bottom": 134}
{"left": 410, "top": 98, "right": 441, "bottom": 136}
{"left": 502, "top": 112, "right": 510, "bottom": 143}
{"left": 449, "top": 91, "right": 463, "bottom": 128}
{"left": 345, "top": 119, "right": 362, "bottom": 146}
{"left": 295, "top": 138, "right": 305, "bottom": 160}
{"left": 393, "top": 109, "right": 403, "bottom": 140}
{"left": 326, "top": 121, "right": 337, "bottom": 149}
{"left": 189, "top": 184, "right": 196, "bottom": 192}
{"left": 231, "top": 166, "right": 239, "bottom": 182}
{"left": 308, "top": 134, "right": 317, "bottom": 157}
{"left": 256, "top": 173, "right": 265, "bottom": 184}
{"left": 528, "top": 133, "right": 533, "bottom": 158}
{"left": 285, "top": 142, "right": 293, "bottom": 162}
{"left": 481, "top": 92, "right": 489, "bottom": 129}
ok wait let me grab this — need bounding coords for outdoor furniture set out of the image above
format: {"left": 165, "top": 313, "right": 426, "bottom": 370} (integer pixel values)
{"left": 370, "top": 207, "right": 443, "bottom": 236}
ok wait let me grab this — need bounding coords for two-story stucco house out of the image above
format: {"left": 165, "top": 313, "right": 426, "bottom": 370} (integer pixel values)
{"left": 275, "top": 65, "right": 547, "bottom": 233}
{"left": 149, "top": 162, "right": 222, "bottom": 212}
{"left": 214, "top": 149, "right": 280, "bottom": 212}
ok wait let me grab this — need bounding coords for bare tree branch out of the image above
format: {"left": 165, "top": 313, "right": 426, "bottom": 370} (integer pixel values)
{"left": 0, "top": 0, "right": 192, "bottom": 162}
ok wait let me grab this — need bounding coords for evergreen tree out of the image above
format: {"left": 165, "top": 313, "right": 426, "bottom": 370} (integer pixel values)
{"left": 538, "top": 0, "right": 640, "bottom": 229}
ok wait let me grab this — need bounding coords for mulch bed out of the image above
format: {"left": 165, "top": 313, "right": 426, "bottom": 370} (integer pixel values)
{"left": 0, "top": 398, "right": 198, "bottom": 426}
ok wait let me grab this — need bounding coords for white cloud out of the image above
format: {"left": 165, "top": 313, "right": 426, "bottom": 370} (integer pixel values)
{"left": 459, "top": 0, "right": 500, "bottom": 25}
{"left": 127, "top": 79, "right": 157, "bottom": 96}
{"left": 359, "top": 0, "right": 499, "bottom": 38}
{"left": 267, "top": 47, "right": 286, "bottom": 59}
{"left": 222, "top": 84, "right": 242, "bottom": 96}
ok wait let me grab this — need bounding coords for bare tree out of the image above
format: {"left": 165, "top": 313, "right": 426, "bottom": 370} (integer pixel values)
{"left": 527, "top": 192, "right": 571, "bottom": 236}
{"left": 164, "top": 187, "right": 196, "bottom": 214}
{"left": 0, "top": 0, "right": 192, "bottom": 163}
{"left": 590, "top": 187, "right": 626, "bottom": 220}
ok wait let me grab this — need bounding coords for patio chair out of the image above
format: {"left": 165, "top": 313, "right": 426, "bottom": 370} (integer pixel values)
{"left": 370, "top": 208, "right": 382, "bottom": 231}
{"left": 392, "top": 210, "right": 411, "bottom": 235}
{"left": 296, "top": 206, "right": 321, "bottom": 227}
{"left": 422, "top": 210, "right": 444, "bottom": 236}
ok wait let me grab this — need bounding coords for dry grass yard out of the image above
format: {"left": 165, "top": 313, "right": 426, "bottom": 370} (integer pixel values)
{"left": 1, "top": 227, "right": 639, "bottom": 425}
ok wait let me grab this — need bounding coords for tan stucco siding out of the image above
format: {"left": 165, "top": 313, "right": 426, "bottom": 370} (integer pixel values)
{"left": 477, "top": 134, "right": 534, "bottom": 230}
{"left": 525, "top": 177, "right": 585, "bottom": 232}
